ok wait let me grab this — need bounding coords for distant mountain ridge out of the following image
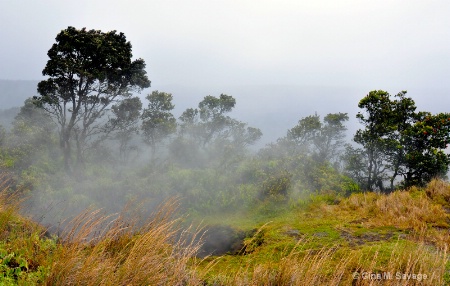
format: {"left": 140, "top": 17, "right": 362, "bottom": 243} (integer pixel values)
{"left": 0, "top": 79, "right": 39, "bottom": 109}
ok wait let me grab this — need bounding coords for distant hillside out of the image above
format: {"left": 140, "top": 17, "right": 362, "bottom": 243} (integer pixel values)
{"left": 0, "top": 79, "right": 38, "bottom": 109}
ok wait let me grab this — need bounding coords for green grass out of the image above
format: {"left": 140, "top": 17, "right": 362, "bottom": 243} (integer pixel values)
{"left": 192, "top": 181, "right": 450, "bottom": 285}
{"left": 1, "top": 179, "right": 450, "bottom": 285}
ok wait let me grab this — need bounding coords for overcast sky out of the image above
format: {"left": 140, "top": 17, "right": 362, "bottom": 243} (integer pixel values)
{"left": 1, "top": 1, "right": 450, "bottom": 141}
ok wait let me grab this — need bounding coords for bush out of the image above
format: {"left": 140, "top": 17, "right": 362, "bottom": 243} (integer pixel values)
{"left": 259, "top": 170, "right": 292, "bottom": 200}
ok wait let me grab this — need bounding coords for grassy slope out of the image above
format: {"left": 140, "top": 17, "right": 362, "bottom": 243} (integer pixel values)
{"left": 1, "top": 179, "right": 450, "bottom": 285}
{"left": 195, "top": 179, "right": 450, "bottom": 285}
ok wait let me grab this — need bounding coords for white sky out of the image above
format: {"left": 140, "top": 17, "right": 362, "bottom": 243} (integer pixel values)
{"left": 1, "top": 1, "right": 450, "bottom": 140}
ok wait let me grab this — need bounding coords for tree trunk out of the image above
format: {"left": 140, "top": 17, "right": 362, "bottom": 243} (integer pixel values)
{"left": 367, "top": 148, "right": 374, "bottom": 191}
{"left": 62, "top": 130, "right": 72, "bottom": 173}
{"left": 75, "top": 132, "right": 86, "bottom": 169}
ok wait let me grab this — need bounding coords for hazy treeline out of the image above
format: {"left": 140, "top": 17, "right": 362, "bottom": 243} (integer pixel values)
{"left": 0, "top": 88, "right": 450, "bottom": 232}
{"left": 0, "top": 26, "right": 449, "bottom": 228}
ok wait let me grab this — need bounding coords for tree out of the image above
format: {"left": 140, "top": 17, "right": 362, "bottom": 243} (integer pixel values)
{"left": 13, "top": 98, "right": 56, "bottom": 145}
{"left": 178, "top": 94, "right": 237, "bottom": 147}
{"left": 141, "top": 91, "right": 177, "bottom": 157}
{"left": 287, "top": 114, "right": 321, "bottom": 151}
{"left": 2, "top": 98, "right": 58, "bottom": 173}
{"left": 342, "top": 145, "right": 370, "bottom": 189}
{"left": 287, "top": 112, "right": 349, "bottom": 163}
{"left": 172, "top": 94, "right": 262, "bottom": 167}
{"left": 35, "top": 26, "right": 150, "bottom": 172}
{"left": 353, "top": 90, "right": 394, "bottom": 191}
{"left": 350, "top": 90, "right": 450, "bottom": 190}
{"left": 402, "top": 112, "right": 450, "bottom": 186}
{"left": 198, "top": 94, "right": 236, "bottom": 147}
{"left": 108, "top": 97, "right": 143, "bottom": 162}
{"left": 384, "top": 92, "right": 417, "bottom": 189}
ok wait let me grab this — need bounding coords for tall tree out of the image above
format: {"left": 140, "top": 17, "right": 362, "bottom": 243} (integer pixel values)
{"left": 402, "top": 112, "right": 450, "bottom": 186}
{"left": 353, "top": 90, "right": 394, "bottom": 191}
{"left": 198, "top": 94, "right": 237, "bottom": 147}
{"left": 178, "top": 94, "right": 237, "bottom": 147}
{"left": 141, "top": 91, "right": 177, "bottom": 157}
{"left": 384, "top": 92, "right": 417, "bottom": 189}
{"left": 108, "top": 97, "right": 143, "bottom": 162}
{"left": 35, "top": 26, "right": 150, "bottom": 172}
{"left": 12, "top": 98, "right": 56, "bottom": 147}
{"left": 172, "top": 94, "right": 261, "bottom": 166}
{"left": 4, "top": 98, "right": 58, "bottom": 172}
{"left": 351, "top": 90, "right": 450, "bottom": 190}
{"left": 287, "top": 112, "right": 349, "bottom": 163}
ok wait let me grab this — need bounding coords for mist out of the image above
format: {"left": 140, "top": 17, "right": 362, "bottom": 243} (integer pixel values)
{"left": 0, "top": 80, "right": 353, "bottom": 233}
{"left": 1, "top": 3, "right": 450, "bottom": 277}
{"left": 1, "top": 79, "right": 449, "bottom": 228}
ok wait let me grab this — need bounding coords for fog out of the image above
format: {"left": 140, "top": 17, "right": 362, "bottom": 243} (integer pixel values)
{"left": 2, "top": 2, "right": 450, "bottom": 88}
{"left": 2, "top": 1, "right": 450, "bottom": 142}
{"left": 1, "top": 1, "right": 450, "bottom": 257}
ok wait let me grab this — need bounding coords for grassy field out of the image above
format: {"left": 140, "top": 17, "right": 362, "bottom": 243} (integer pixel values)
{"left": 1, "top": 179, "right": 450, "bottom": 285}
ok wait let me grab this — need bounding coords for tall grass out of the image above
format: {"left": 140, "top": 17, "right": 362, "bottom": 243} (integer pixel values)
{"left": 204, "top": 179, "right": 450, "bottom": 285}
{"left": 207, "top": 239, "right": 447, "bottom": 285}
{"left": 2, "top": 176, "right": 450, "bottom": 285}
{"left": 0, "top": 178, "right": 56, "bottom": 285}
{"left": 1, "top": 180, "right": 207, "bottom": 285}
{"left": 45, "top": 198, "right": 205, "bottom": 285}
{"left": 339, "top": 188, "right": 449, "bottom": 232}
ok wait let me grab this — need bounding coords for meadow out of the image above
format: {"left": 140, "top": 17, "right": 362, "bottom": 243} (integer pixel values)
{"left": 1, "top": 178, "right": 449, "bottom": 285}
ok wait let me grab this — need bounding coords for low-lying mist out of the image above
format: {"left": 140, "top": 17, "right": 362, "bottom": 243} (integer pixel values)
{"left": 1, "top": 87, "right": 450, "bottom": 260}
{"left": 0, "top": 90, "right": 354, "bottom": 239}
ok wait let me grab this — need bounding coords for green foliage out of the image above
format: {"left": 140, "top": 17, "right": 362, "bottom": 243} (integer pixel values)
{"left": 0, "top": 204, "right": 57, "bottom": 285}
{"left": 108, "top": 96, "right": 143, "bottom": 162}
{"left": 249, "top": 146, "right": 359, "bottom": 201}
{"left": 403, "top": 112, "right": 450, "bottom": 186}
{"left": 199, "top": 94, "right": 236, "bottom": 122}
{"left": 287, "top": 112, "right": 349, "bottom": 163}
{"left": 172, "top": 94, "right": 261, "bottom": 167}
{"left": 0, "top": 247, "right": 30, "bottom": 283}
{"left": 0, "top": 151, "right": 15, "bottom": 169}
{"left": 35, "top": 26, "right": 150, "bottom": 171}
{"left": 141, "top": 91, "right": 177, "bottom": 157}
{"left": 259, "top": 170, "right": 292, "bottom": 200}
{"left": 350, "top": 90, "right": 450, "bottom": 191}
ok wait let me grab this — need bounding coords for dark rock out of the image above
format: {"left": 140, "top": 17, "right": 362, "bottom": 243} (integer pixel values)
{"left": 197, "top": 225, "right": 246, "bottom": 257}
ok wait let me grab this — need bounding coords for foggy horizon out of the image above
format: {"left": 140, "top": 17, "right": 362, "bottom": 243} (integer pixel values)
{"left": 2, "top": 1, "right": 450, "bottom": 145}
{"left": 2, "top": 1, "right": 450, "bottom": 88}
{"left": 1, "top": 0, "right": 450, "bottom": 241}
{"left": 1, "top": 3, "right": 450, "bottom": 282}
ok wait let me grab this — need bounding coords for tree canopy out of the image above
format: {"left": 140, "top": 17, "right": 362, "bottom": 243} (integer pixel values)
{"left": 347, "top": 90, "right": 450, "bottom": 191}
{"left": 287, "top": 112, "right": 349, "bottom": 163}
{"left": 35, "top": 26, "right": 150, "bottom": 172}
{"left": 141, "top": 91, "right": 177, "bottom": 157}
{"left": 172, "top": 94, "right": 262, "bottom": 167}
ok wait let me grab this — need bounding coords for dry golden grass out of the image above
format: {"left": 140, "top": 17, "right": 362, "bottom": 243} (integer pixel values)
{"left": 339, "top": 190, "right": 449, "bottom": 232}
{"left": 348, "top": 242, "right": 447, "bottom": 286}
{"left": 0, "top": 177, "right": 20, "bottom": 215}
{"left": 208, "top": 239, "right": 447, "bottom": 286}
{"left": 1, "top": 180, "right": 209, "bottom": 285}
{"left": 425, "top": 178, "right": 450, "bottom": 205}
{"left": 2, "top": 175, "right": 450, "bottom": 285}
{"left": 44, "top": 198, "right": 206, "bottom": 285}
